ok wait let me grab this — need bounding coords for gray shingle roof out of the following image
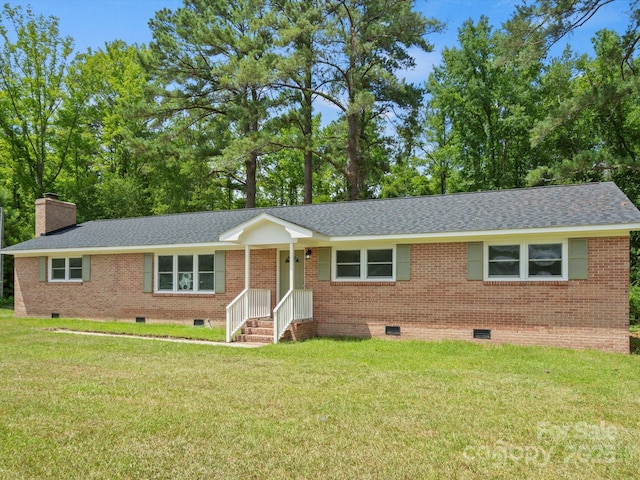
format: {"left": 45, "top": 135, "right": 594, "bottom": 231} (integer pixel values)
{"left": 5, "top": 182, "right": 640, "bottom": 252}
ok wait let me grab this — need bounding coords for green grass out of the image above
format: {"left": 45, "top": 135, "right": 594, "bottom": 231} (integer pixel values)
{"left": 1, "top": 315, "right": 639, "bottom": 479}
{"left": 0, "top": 311, "right": 225, "bottom": 342}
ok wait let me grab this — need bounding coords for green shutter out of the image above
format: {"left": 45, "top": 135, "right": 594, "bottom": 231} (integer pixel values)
{"left": 214, "top": 251, "right": 226, "bottom": 293}
{"left": 143, "top": 253, "right": 153, "bottom": 293}
{"left": 396, "top": 244, "right": 411, "bottom": 281}
{"left": 317, "top": 247, "right": 331, "bottom": 281}
{"left": 82, "top": 255, "right": 91, "bottom": 282}
{"left": 38, "top": 256, "right": 47, "bottom": 282}
{"left": 467, "top": 242, "right": 483, "bottom": 280}
{"left": 569, "top": 238, "right": 588, "bottom": 280}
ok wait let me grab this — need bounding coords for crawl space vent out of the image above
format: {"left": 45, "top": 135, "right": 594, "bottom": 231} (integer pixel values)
{"left": 135, "top": 317, "right": 146, "bottom": 323}
{"left": 473, "top": 329, "right": 491, "bottom": 340}
{"left": 51, "top": 313, "right": 60, "bottom": 319}
{"left": 193, "top": 319, "right": 205, "bottom": 326}
{"left": 385, "top": 325, "right": 401, "bottom": 336}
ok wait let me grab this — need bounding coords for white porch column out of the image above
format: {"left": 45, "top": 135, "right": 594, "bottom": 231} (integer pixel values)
{"left": 289, "top": 242, "right": 294, "bottom": 291}
{"left": 245, "top": 244, "right": 250, "bottom": 290}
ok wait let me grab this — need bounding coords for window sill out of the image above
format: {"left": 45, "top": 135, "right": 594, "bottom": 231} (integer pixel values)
{"left": 48, "top": 280, "right": 83, "bottom": 284}
{"left": 483, "top": 280, "right": 569, "bottom": 286}
{"left": 330, "top": 281, "right": 396, "bottom": 286}
{"left": 153, "top": 292, "right": 216, "bottom": 297}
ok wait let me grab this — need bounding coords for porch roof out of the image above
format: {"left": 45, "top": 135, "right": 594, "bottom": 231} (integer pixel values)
{"left": 4, "top": 182, "right": 640, "bottom": 253}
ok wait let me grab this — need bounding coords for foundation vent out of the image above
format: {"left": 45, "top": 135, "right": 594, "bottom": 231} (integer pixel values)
{"left": 135, "top": 317, "right": 146, "bottom": 323}
{"left": 473, "top": 329, "right": 491, "bottom": 340}
{"left": 194, "top": 319, "right": 205, "bottom": 326}
{"left": 385, "top": 325, "right": 401, "bottom": 336}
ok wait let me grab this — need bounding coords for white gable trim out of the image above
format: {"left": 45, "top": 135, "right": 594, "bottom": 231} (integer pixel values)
{"left": 219, "top": 213, "right": 316, "bottom": 243}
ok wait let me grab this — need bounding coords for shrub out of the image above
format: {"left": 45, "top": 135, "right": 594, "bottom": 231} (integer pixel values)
{"left": 0, "top": 296, "right": 14, "bottom": 309}
{"left": 630, "top": 286, "right": 640, "bottom": 326}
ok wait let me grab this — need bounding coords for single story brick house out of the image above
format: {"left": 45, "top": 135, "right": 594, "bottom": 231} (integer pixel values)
{"left": 3, "top": 182, "right": 640, "bottom": 352}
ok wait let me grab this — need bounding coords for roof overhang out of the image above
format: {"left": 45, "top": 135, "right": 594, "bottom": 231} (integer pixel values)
{"left": 1, "top": 242, "right": 245, "bottom": 257}
{"left": 4, "top": 222, "right": 639, "bottom": 256}
{"left": 320, "top": 223, "right": 640, "bottom": 244}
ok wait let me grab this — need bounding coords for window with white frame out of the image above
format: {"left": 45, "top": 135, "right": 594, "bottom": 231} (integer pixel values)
{"left": 50, "top": 257, "right": 83, "bottom": 281}
{"left": 486, "top": 241, "right": 566, "bottom": 280}
{"left": 156, "top": 254, "right": 215, "bottom": 293}
{"left": 334, "top": 248, "right": 394, "bottom": 280}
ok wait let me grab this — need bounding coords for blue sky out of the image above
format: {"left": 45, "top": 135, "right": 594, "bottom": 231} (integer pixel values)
{"left": 7, "top": 0, "right": 630, "bottom": 78}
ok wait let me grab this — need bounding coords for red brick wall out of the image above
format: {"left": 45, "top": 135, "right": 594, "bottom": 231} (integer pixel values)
{"left": 13, "top": 249, "right": 278, "bottom": 324}
{"left": 12, "top": 238, "right": 631, "bottom": 353}
{"left": 35, "top": 197, "right": 76, "bottom": 237}
{"left": 305, "top": 237, "right": 630, "bottom": 354}
{"left": 248, "top": 249, "right": 278, "bottom": 310}
{"left": 287, "top": 320, "right": 317, "bottom": 341}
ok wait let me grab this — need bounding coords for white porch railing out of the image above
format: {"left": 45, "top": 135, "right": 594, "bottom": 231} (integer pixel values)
{"left": 273, "top": 289, "right": 313, "bottom": 343}
{"left": 225, "top": 288, "right": 271, "bottom": 342}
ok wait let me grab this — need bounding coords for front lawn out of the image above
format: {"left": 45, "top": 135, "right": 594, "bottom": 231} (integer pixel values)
{"left": 0, "top": 316, "right": 638, "bottom": 479}
{"left": 0, "top": 312, "right": 226, "bottom": 342}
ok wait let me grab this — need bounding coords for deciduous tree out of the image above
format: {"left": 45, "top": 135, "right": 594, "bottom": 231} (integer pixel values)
{"left": 0, "top": 4, "right": 75, "bottom": 200}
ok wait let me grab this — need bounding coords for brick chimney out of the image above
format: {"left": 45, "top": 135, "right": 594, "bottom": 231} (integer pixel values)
{"left": 35, "top": 193, "right": 77, "bottom": 237}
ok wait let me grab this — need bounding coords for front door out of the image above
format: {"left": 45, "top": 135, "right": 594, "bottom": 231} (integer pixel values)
{"left": 278, "top": 250, "right": 304, "bottom": 301}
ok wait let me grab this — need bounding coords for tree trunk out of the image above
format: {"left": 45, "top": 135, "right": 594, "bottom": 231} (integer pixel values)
{"left": 245, "top": 152, "right": 257, "bottom": 208}
{"left": 303, "top": 88, "right": 313, "bottom": 204}
{"left": 303, "top": 148, "right": 313, "bottom": 204}
{"left": 346, "top": 112, "right": 360, "bottom": 201}
{"left": 245, "top": 86, "right": 259, "bottom": 209}
{"left": 300, "top": 27, "right": 314, "bottom": 205}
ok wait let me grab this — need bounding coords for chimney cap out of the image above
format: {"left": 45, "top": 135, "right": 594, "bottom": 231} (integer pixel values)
{"left": 43, "top": 192, "right": 60, "bottom": 200}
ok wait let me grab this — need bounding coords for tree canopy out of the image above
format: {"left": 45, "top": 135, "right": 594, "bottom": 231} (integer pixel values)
{"left": 1, "top": 0, "right": 640, "bottom": 297}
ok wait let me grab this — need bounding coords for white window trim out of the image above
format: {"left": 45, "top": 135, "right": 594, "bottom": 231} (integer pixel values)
{"left": 154, "top": 253, "right": 215, "bottom": 294}
{"left": 484, "top": 240, "right": 568, "bottom": 281}
{"left": 49, "top": 256, "right": 83, "bottom": 283}
{"left": 332, "top": 246, "right": 396, "bottom": 282}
